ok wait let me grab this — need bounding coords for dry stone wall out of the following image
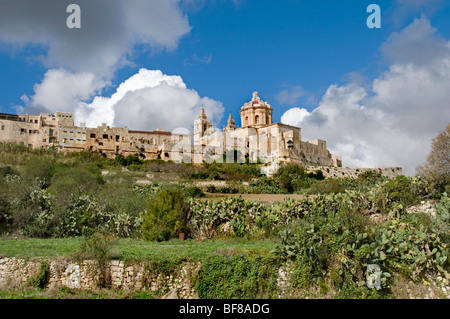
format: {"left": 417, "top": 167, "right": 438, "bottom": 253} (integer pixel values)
{"left": 306, "top": 166, "right": 403, "bottom": 179}
{"left": 0, "top": 257, "right": 200, "bottom": 299}
{"left": 1, "top": 257, "right": 449, "bottom": 299}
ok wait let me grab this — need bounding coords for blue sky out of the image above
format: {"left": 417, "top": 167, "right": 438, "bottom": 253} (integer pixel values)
{"left": 0, "top": 0, "right": 449, "bottom": 174}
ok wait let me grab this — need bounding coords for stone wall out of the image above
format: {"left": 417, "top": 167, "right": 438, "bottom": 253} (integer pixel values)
{"left": 0, "top": 257, "right": 200, "bottom": 299}
{"left": 305, "top": 166, "right": 403, "bottom": 179}
{"left": 1, "top": 257, "right": 448, "bottom": 299}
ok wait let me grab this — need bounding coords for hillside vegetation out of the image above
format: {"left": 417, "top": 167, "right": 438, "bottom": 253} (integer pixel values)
{"left": 0, "top": 141, "right": 449, "bottom": 299}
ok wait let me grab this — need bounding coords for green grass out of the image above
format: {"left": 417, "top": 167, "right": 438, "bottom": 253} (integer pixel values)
{"left": 0, "top": 237, "right": 277, "bottom": 262}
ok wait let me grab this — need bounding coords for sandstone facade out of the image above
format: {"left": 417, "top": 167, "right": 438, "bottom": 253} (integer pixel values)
{"left": 194, "top": 92, "right": 342, "bottom": 167}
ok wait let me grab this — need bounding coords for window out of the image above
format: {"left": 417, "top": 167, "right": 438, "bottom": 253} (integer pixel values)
{"left": 1, "top": 125, "right": 4, "bottom": 130}
{"left": 90, "top": 133, "right": 96, "bottom": 138}
{"left": 255, "top": 115, "right": 260, "bottom": 124}
{"left": 116, "top": 135, "right": 120, "bottom": 142}
{"left": 103, "top": 134, "right": 108, "bottom": 139}
{"left": 20, "top": 128, "right": 26, "bottom": 134}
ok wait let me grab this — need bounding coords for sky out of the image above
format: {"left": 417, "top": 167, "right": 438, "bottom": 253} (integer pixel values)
{"left": 0, "top": 0, "right": 449, "bottom": 175}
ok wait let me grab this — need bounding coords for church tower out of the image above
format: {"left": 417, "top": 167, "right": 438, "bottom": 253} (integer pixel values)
{"left": 223, "top": 113, "right": 236, "bottom": 132}
{"left": 240, "top": 91, "right": 273, "bottom": 128}
{"left": 194, "top": 107, "right": 212, "bottom": 145}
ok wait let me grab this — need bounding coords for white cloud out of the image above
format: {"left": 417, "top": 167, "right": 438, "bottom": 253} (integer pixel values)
{"left": 0, "top": 0, "right": 191, "bottom": 78}
{"left": 75, "top": 69, "right": 224, "bottom": 132}
{"left": 281, "top": 107, "right": 310, "bottom": 125}
{"left": 281, "top": 17, "right": 450, "bottom": 175}
{"left": 27, "top": 69, "right": 108, "bottom": 113}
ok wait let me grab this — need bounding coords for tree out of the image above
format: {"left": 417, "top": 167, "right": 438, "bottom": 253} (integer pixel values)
{"left": 417, "top": 124, "right": 450, "bottom": 193}
{"left": 141, "top": 188, "right": 189, "bottom": 242}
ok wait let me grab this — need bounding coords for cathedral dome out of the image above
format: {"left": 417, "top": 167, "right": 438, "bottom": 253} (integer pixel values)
{"left": 240, "top": 91, "right": 273, "bottom": 128}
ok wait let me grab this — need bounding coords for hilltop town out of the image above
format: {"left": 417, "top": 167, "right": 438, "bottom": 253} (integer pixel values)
{"left": 0, "top": 92, "right": 341, "bottom": 166}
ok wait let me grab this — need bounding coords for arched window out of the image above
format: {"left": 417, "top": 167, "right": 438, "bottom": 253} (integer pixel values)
{"left": 255, "top": 115, "right": 260, "bottom": 124}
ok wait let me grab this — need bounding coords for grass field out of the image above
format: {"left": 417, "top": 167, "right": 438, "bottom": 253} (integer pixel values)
{"left": 0, "top": 237, "right": 278, "bottom": 262}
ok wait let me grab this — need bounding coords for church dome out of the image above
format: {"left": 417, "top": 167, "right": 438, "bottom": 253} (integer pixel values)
{"left": 240, "top": 91, "right": 273, "bottom": 128}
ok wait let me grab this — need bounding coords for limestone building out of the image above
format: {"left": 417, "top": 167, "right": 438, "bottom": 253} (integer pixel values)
{"left": 0, "top": 91, "right": 341, "bottom": 167}
{"left": 193, "top": 92, "right": 342, "bottom": 167}
{"left": 0, "top": 112, "right": 188, "bottom": 161}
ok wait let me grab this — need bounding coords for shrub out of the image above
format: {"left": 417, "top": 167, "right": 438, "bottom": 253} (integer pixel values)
{"left": 308, "top": 179, "right": 346, "bottom": 194}
{"left": 0, "top": 166, "right": 14, "bottom": 178}
{"left": 274, "top": 163, "right": 307, "bottom": 178}
{"left": 196, "top": 254, "right": 279, "bottom": 299}
{"left": 47, "top": 163, "right": 104, "bottom": 205}
{"left": 357, "top": 170, "right": 383, "bottom": 182}
{"left": 74, "top": 232, "right": 119, "bottom": 262}
{"left": 124, "top": 154, "right": 143, "bottom": 166}
{"left": 205, "top": 185, "right": 240, "bottom": 194}
{"left": 416, "top": 124, "right": 450, "bottom": 194}
{"left": 26, "top": 261, "right": 50, "bottom": 289}
{"left": 248, "top": 176, "right": 281, "bottom": 194}
{"left": 371, "top": 175, "right": 416, "bottom": 214}
{"left": 141, "top": 189, "right": 189, "bottom": 241}
{"left": 184, "top": 186, "right": 205, "bottom": 198}
{"left": 21, "top": 157, "right": 54, "bottom": 188}
{"left": 72, "top": 232, "right": 119, "bottom": 288}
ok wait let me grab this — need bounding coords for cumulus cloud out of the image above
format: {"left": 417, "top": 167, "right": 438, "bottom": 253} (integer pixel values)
{"left": 1, "top": 1, "right": 222, "bottom": 133}
{"left": 0, "top": 0, "right": 191, "bottom": 78}
{"left": 23, "top": 69, "right": 108, "bottom": 114}
{"left": 381, "top": 16, "right": 450, "bottom": 66}
{"left": 281, "top": 17, "right": 450, "bottom": 175}
{"left": 75, "top": 69, "right": 224, "bottom": 132}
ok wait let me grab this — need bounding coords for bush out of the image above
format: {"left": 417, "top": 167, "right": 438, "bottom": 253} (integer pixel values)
{"left": 47, "top": 163, "right": 104, "bottom": 205}
{"left": 72, "top": 232, "right": 119, "bottom": 288}
{"left": 0, "top": 166, "right": 14, "bottom": 178}
{"left": 273, "top": 163, "right": 324, "bottom": 193}
{"left": 74, "top": 232, "right": 119, "bottom": 262}
{"left": 372, "top": 175, "right": 415, "bottom": 214}
{"left": 141, "top": 189, "right": 189, "bottom": 241}
{"left": 21, "top": 157, "right": 54, "bottom": 188}
{"left": 308, "top": 179, "right": 346, "bottom": 194}
{"left": 26, "top": 262, "right": 50, "bottom": 289}
{"left": 416, "top": 124, "right": 450, "bottom": 194}
{"left": 248, "top": 176, "right": 281, "bottom": 194}
{"left": 196, "top": 254, "right": 279, "bottom": 299}
{"left": 184, "top": 186, "right": 205, "bottom": 198}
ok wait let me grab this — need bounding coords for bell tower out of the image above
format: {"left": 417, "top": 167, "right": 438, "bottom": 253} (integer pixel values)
{"left": 194, "top": 107, "right": 212, "bottom": 145}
